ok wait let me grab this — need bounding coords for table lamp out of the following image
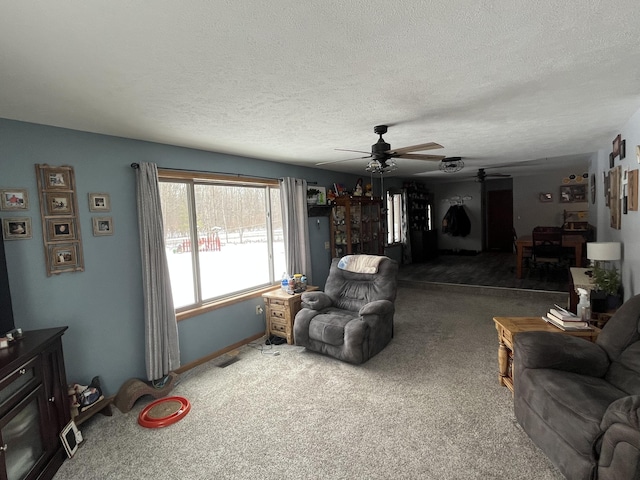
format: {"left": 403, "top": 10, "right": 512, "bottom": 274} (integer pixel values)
{"left": 587, "top": 242, "right": 621, "bottom": 264}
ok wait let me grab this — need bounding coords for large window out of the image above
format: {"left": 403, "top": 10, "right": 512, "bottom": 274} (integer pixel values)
{"left": 159, "top": 171, "right": 285, "bottom": 312}
{"left": 386, "top": 191, "right": 403, "bottom": 244}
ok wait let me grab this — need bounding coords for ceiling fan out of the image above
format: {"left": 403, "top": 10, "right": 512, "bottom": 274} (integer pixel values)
{"left": 316, "top": 125, "right": 445, "bottom": 172}
{"left": 472, "top": 168, "right": 511, "bottom": 182}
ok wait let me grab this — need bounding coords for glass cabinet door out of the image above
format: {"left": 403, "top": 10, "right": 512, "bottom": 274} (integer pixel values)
{"left": 1, "top": 390, "right": 46, "bottom": 480}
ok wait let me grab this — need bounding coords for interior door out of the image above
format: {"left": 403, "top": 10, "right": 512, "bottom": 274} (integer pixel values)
{"left": 487, "top": 189, "right": 513, "bottom": 252}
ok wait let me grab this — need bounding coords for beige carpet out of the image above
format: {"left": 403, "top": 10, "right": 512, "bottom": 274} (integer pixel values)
{"left": 54, "top": 284, "right": 566, "bottom": 480}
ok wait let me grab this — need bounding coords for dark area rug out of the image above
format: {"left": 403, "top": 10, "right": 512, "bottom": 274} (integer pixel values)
{"left": 399, "top": 251, "right": 568, "bottom": 292}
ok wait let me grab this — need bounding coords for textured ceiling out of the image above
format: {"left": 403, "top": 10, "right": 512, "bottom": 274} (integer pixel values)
{"left": 2, "top": 1, "right": 640, "bottom": 180}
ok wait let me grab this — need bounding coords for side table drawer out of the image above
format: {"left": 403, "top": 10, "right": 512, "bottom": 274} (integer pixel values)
{"left": 269, "top": 308, "right": 286, "bottom": 320}
{"left": 270, "top": 321, "right": 288, "bottom": 334}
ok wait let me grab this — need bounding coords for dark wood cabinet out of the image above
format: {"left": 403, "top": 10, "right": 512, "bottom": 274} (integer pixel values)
{"left": 405, "top": 182, "right": 436, "bottom": 262}
{"left": 330, "top": 196, "right": 383, "bottom": 258}
{"left": 0, "top": 327, "right": 69, "bottom": 480}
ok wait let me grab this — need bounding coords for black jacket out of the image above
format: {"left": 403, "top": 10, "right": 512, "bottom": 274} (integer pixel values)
{"left": 442, "top": 205, "right": 471, "bottom": 237}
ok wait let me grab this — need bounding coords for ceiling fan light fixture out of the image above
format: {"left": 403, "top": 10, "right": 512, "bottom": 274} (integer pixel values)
{"left": 366, "top": 159, "right": 398, "bottom": 174}
{"left": 366, "top": 159, "right": 382, "bottom": 172}
{"left": 439, "top": 157, "right": 464, "bottom": 173}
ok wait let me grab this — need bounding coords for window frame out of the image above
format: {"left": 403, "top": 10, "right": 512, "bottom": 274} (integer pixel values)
{"left": 158, "top": 169, "right": 282, "bottom": 320}
{"left": 386, "top": 190, "right": 403, "bottom": 245}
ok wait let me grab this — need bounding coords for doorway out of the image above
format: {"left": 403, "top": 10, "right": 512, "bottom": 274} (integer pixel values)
{"left": 486, "top": 189, "right": 513, "bottom": 252}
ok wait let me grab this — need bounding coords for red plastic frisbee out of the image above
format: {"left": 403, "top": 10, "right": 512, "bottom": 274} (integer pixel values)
{"left": 138, "top": 396, "right": 191, "bottom": 428}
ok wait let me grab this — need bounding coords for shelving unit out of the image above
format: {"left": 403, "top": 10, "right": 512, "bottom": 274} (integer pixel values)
{"left": 330, "top": 196, "right": 383, "bottom": 258}
{"left": 405, "top": 182, "right": 437, "bottom": 262}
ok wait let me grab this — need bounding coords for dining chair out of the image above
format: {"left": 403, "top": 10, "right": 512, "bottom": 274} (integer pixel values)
{"left": 531, "top": 226, "right": 565, "bottom": 271}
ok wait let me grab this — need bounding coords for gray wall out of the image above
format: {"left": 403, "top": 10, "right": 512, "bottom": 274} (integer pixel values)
{"left": 513, "top": 167, "right": 590, "bottom": 236}
{"left": 591, "top": 109, "right": 640, "bottom": 300}
{"left": 0, "top": 118, "right": 365, "bottom": 395}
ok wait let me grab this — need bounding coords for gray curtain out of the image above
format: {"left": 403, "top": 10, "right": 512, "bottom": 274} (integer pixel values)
{"left": 135, "top": 162, "right": 180, "bottom": 381}
{"left": 279, "top": 177, "right": 313, "bottom": 282}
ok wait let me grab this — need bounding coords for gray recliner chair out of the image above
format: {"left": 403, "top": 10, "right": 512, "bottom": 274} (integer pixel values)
{"left": 514, "top": 293, "right": 640, "bottom": 480}
{"left": 294, "top": 255, "right": 398, "bottom": 364}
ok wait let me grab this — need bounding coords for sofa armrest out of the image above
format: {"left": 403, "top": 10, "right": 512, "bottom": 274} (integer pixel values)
{"left": 301, "top": 291, "right": 333, "bottom": 311}
{"left": 358, "top": 299, "right": 394, "bottom": 317}
{"left": 601, "top": 395, "right": 640, "bottom": 432}
{"left": 514, "top": 331, "right": 609, "bottom": 377}
{"left": 597, "top": 395, "right": 640, "bottom": 479}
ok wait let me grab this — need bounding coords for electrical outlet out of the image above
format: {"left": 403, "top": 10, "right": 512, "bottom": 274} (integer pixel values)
{"left": 324, "top": 241, "right": 330, "bottom": 250}
{"left": 255, "top": 305, "right": 264, "bottom": 315}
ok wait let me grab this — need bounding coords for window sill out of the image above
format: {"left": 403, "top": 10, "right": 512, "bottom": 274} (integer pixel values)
{"left": 176, "top": 285, "right": 279, "bottom": 322}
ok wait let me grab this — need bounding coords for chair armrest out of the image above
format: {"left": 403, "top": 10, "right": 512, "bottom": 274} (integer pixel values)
{"left": 597, "top": 396, "right": 640, "bottom": 478}
{"left": 301, "top": 291, "right": 333, "bottom": 311}
{"left": 359, "top": 300, "right": 394, "bottom": 316}
{"left": 514, "top": 331, "right": 609, "bottom": 377}
{"left": 601, "top": 395, "right": 640, "bottom": 432}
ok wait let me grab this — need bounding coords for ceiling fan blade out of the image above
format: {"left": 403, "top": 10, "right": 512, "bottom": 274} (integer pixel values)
{"left": 335, "top": 148, "right": 372, "bottom": 154}
{"left": 487, "top": 173, "right": 511, "bottom": 177}
{"left": 387, "top": 142, "right": 444, "bottom": 155}
{"left": 316, "top": 155, "right": 371, "bottom": 166}
{"left": 395, "top": 153, "right": 446, "bottom": 161}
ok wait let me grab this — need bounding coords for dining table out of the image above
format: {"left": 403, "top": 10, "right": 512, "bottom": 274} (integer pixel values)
{"left": 515, "top": 234, "right": 585, "bottom": 279}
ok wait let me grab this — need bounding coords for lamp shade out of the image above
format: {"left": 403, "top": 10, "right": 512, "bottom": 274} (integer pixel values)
{"left": 587, "top": 242, "right": 621, "bottom": 261}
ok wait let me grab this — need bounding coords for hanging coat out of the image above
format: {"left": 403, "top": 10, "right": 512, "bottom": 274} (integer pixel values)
{"left": 442, "top": 205, "right": 471, "bottom": 237}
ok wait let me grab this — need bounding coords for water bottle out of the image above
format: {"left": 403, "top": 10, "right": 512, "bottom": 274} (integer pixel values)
{"left": 281, "top": 273, "right": 289, "bottom": 292}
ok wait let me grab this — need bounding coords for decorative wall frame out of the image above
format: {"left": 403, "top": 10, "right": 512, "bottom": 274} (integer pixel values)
{"left": 0, "top": 189, "right": 29, "bottom": 211}
{"left": 48, "top": 244, "right": 81, "bottom": 274}
{"left": 538, "top": 192, "right": 553, "bottom": 202}
{"left": 609, "top": 166, "right": 621, "bottom": 230}
{"left": 44, "top": 192, "right": 74, "bottom": 215}
{"left": 559, "top": 184, "right": 587, "bottom": 203}
{"left": 35, "top": 164, "right": 84, "bottom": 276}
{"left": 613, "top": 134, "right": 621, "bottom": 159}
{"left": 620, "top": 139, "right": 626, "bottom": 160}
{"left": 46, "top": 217, "right": 77, "bottom": 241}
{"left": 88, "top": 193, "right": 111, "bottom": 212}
{"left": 92, "top": 216, "right": 113, "bottom": 236}
{"left": 44, "top": 168, "right": 71, "bottom": 190}
{"left": 628, "top": 169, "right": 638, "bottom": 211}
{"left": 2, "top": 217, "right": 32, "bottom": 240}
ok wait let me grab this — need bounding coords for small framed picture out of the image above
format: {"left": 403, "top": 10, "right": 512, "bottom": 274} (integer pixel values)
{"left": 45, "top": 192, "right": 74, "bottom": 215}
{"left": 44, "top": 168, "right": 71, "bottom": 190}
{"left": 2, "top": 217, "right": 32, "bottom": 240}
{"left": 92, "top": 216, "right": 113, "bottom": 236}
{"left": 88, "top": 193, "right": 110, "bottom": 212}
{"left": 46, "top": 217, "right": 77, "bottom": 241}
{"left": 621, "top": 139, "right": 626, "bottom": 160}
{"left": 538, "top": 192, "right": 553, "bottom": 202}
{"left": 49, "top": 244, "right": 79, "bottom": 269}
{"left": 0, "top": 189, "right": 29, "bottom": 211}
{"left": 613, "top": 134, "right": 621, "bottom": 159}
{"left": 60, "top": 420, "right": 82, "bottom": 458}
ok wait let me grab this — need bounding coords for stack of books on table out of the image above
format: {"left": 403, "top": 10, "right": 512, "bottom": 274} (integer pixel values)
{"left": 543, "top": 306, "right": 592, "bottom": 331}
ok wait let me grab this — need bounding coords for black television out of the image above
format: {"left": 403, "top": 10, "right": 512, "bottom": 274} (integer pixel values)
{"left": 0, "top": 238, "right": 15, "bottom": 336}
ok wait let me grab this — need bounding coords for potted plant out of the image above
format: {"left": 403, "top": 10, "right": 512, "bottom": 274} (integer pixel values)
{"left": 591, "top": 264, "right": 622, "bottom": 310}
{"left": 307, "top": 188, "right": 320, "bottom": 205}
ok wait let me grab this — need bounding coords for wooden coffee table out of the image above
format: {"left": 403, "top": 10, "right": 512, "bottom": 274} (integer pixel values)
{"left": 492, "top": 316, "right": 600, "bottom": 394}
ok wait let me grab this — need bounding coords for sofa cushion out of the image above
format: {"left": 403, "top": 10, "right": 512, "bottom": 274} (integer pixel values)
{"left": 519, "top": 368, "right": 627, "bottom": 455}
{"left": 308, "top": 308, "right": 358, "bottom": 346}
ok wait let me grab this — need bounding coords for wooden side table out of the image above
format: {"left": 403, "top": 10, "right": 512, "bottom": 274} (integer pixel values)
{"left": 262, "top": 286, "right": 318, "bottom": 345}
{"left": 492, "top": 316, "right": 600, "bottom": 394}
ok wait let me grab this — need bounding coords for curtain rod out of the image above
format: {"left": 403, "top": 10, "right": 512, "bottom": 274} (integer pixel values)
{"left": 129, "top": 163, "right": 316, "bottom": 184}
